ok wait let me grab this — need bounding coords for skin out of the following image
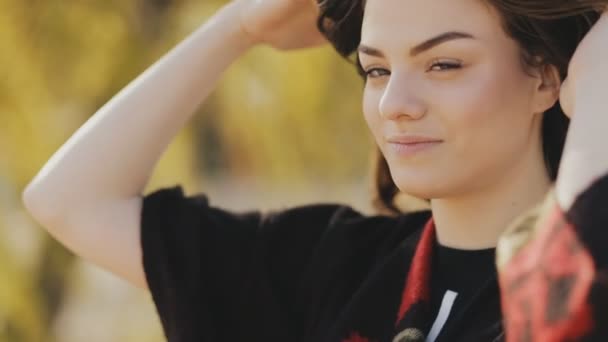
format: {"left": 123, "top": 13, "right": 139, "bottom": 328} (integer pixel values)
{"left": 22, "top": 0, "right": 607, "bottom": 290}
{"left": 359, "top": 0, "right": 562, "bottom": 249}
{"left": 556, "top": 10, "right": 608, "bottom": 212}
{"left": 21, "top": 0, "right": 329, "bottom": 290}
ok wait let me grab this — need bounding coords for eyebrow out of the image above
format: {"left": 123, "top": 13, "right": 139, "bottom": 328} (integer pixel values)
{"left": 358, "top": 31, "right": 475, "bottom": 58}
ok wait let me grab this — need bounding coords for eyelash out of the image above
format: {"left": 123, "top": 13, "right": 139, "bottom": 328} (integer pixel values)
{"left": 363, "top": 61, "right": 462, "bottom": 79}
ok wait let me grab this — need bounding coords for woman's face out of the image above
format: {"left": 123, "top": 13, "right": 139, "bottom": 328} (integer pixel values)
{"left": 360, "top": 0, "right": 553, "bottom": 199}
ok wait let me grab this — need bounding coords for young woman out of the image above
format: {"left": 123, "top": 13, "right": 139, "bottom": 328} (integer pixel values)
{"left": 22, "top": 0, "right": 608, "bottom": 341}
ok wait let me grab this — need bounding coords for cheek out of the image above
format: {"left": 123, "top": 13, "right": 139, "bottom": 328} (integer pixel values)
{"left": 362, "top": 87, "right": 383, "bottom": 140}
{"left": 439, "top": 63, "right": 533, "bottom": 149}
{"left": 439, "top": 65, "right": 537, "bottom": 193}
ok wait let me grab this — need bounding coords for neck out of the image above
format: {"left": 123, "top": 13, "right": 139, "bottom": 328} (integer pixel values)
{"left": 430, "top": 144, "right": 552, "bottom": 250}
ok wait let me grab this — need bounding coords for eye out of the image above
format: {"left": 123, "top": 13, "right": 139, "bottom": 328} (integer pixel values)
{"left": 428, "top": 60, "right": 462, "bottom": 72}
{"left": 364, "top": 67, "right": 390, "bottom": 79}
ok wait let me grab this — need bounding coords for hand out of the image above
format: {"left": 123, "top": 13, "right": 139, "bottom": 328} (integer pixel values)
{"left": 560, "top": 10, "right": 608, "bottom": 118}
{"left": 235, "top": 0, "right": 328, "bottom": 50}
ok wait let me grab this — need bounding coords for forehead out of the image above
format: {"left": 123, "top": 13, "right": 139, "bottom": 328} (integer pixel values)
{"left": 361, "top": 0, "right": 504, "bottom": 47}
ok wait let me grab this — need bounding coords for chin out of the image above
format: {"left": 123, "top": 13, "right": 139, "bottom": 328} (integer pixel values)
{"left": 396, "top": 184, "right": 443, "bottom": 200}
{"left": 391, "top": 170, "right": 453, "bottom": 200}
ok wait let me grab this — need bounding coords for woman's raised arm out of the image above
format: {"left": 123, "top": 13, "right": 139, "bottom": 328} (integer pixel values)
{"left": 21, "top": 0, "right": 326, "bottom": 289}
{"left": 555, "top": 10, "right": 608, "bottom": 210}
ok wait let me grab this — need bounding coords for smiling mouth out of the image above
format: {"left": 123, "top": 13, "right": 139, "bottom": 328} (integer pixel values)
{"left": 387, "top": 141, "right": 442, "bottom": 157}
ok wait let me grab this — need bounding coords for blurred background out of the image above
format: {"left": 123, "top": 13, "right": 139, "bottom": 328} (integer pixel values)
{"left": 0, "top": 0, "right": 395, "bottom": 341}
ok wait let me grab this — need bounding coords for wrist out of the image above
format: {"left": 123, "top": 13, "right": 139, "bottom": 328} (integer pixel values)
{"left": 219, "top": 1, "right": 261, "bottom": 48}
{"left": 207, "top": 2, "right": 259, "bottom": 53}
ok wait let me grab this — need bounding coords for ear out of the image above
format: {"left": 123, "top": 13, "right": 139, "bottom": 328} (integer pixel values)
{"left": 533, "top": 64, "right": 562, "bottom": 114}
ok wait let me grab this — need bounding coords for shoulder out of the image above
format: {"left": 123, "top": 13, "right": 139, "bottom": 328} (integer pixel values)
{"left": 282, "top": 204, "right": 431, "bottom": 270}
{"left": 143, "top": 184, "right": 431, "bottom": 236}
{"left": 260, "top": 202, "right": 431, "bottom": 244}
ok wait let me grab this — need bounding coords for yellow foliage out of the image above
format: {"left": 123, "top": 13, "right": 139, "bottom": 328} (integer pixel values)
{"left": 1, "top": 0, "right": 371, "bottom": 340}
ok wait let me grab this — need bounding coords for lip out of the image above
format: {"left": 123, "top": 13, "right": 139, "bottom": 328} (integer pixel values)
{"left": 385, "top": 135, "right": 443, "bottom": 157}
{"left": 386, "top": 135, "right": 443, "bottom": 144}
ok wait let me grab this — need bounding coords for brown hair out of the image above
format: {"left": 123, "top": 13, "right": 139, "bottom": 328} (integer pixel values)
{"left": 316, "top": 0, "right": 606, "bottom": 215}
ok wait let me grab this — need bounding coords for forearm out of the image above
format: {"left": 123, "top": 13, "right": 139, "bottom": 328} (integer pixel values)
{"left": 556, "top": 82, "right": 608, "bottom": 211}
{"left": 23, "top": 2, "right": 253, "bottom": 220}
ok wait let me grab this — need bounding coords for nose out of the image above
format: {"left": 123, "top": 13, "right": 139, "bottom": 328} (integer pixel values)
{"left": 378, "top": 73, "right": 427, "bottom": 121}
